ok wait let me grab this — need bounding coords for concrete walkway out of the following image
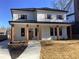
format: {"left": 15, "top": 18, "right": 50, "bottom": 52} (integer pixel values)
{"left": 17, "top": 40, "right": 41, "bottom": 59}
{"left": 0, "top": 40, "right": 11, "bottom": 59}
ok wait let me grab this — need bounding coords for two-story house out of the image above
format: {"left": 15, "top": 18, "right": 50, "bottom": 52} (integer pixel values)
{"left": 9, "top": 8, "right": 71, "bottom": 45}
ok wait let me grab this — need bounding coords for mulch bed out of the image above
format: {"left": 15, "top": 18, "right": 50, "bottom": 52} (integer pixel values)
{"left": 8, "top": 46, "right": 27, "bottom": 59}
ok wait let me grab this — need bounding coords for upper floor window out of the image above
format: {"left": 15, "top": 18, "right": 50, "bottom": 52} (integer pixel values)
{"left": 57, "top": 15, "right": 63, "bottom": 20}
{"left": 47, "top": 14, "right": 52, "bottom": 19}
{"left": 20, "top": 15, "right": 27, "bottom": 19}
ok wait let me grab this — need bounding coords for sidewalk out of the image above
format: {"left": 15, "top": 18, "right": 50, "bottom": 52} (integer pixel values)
{"left": 17, "top": 40, "right": 41, "bottom": 59}
{"left": 0, "top": 40, "right": 11, "bottom": 59}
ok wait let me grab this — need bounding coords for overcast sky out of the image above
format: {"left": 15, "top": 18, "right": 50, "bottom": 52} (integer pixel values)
{"left": 0, "top": 0, "right": 56, "bottom": 28}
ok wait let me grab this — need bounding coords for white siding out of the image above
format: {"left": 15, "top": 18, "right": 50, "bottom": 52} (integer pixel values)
{"left": 12, "top": 10, "right": 67, "bottom": 22}
{"left": 37, "top": 10, "right": 67, "bottom": 22}
{"left": 41, "top": 26, "right": 68, "bottom": 40}
{"left": 12, "top": 10, "right": 37, "bottom": 21}
{"left": 14, "top": 24, "right": 26, "bottom": 41}
{"left": 14, "top": 24, "right": 68, "bottom": 41}
{"left": 13, "top": 14, "right": 19, "bottom": 21}
{"left": 41, "top": 26, "right": 50, "bottom": 40}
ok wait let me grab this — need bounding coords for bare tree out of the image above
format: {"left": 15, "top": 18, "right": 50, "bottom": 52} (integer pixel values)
{"left": 64, "top": 0, "right": 73, "bottom": 10}
{"left": 52, "top": 0, "right": 71, "bottom": 10}
{"left": 0, "top": 26, "right": 6, "bottom": 30}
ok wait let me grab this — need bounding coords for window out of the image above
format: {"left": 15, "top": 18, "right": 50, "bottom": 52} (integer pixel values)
{"left": 21, "top": 28, "right": 25, "bottom": 37}
{"left": 35, "top": 28, "right": 37, "bottom": 36}
{"left": 50, "top": 28, "right": 53, "bottom": 36}
{"left": 20, "top": 15, "right": 27, "bottom": 19}
{"left": 57, "top": 15, "right": 63, "bottom": 20}
{"left": 55, "top": 28, "right": 62, "bottom": 36}
{"left": 47, "top": 14, "right": 52, "bottom": 19}
{"left": 59, "top": 28, "right": 62, "bottom": 36}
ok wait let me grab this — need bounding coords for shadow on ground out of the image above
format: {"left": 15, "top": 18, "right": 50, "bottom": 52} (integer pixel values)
{"left": 0, "top": 40, "right": 8, "bottom": 49}
{"left": 8, "top": 46, "right": 27, "bottom": 59}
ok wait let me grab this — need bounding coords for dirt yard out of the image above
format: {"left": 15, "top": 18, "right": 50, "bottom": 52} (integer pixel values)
{"left": 40, "top": 40, "right": 79, "bottom": 59}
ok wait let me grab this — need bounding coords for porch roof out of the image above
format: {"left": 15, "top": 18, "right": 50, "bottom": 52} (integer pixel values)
{"left": 9, "top": 21, "right": 72, "bottom": 25}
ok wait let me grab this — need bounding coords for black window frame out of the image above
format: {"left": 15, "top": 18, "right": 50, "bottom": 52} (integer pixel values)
{"left": 50, "top": 27, "right": 53, "bottom": 36}
{"left": 57, "top": 15, "right": 63, "bottom": 20}
{"left": 59, "top": 27, "right": 62, "bottom": 36}
{"left": 47, "top": 14, "right": 52, "bottom": 19}
{"left": 21, "top": 28, "right": 25, "bottom": 37}
{"left": 35, "top": 28, "right": 37, "bottom": 36}
{"left": 55, "top": 28, "right": 57, "bottom": 36}
{"left": 20, "top": 15, "right": 27, "bottom": 19}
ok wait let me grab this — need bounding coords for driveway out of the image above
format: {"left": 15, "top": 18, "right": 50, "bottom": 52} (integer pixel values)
{"left": 0, "top": 40, "right": 11, "bottom": 59}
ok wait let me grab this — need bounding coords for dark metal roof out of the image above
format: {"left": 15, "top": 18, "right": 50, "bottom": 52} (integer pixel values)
{"left": 11, "top": 8, "right": 68, "bottom": 12}
{"left": 9, "top": 21, "right": 71, "bottom": 25}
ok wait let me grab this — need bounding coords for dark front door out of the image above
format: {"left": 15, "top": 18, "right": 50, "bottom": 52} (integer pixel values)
{"left": 29, "top": 29, "right": 33, "bottom": 40}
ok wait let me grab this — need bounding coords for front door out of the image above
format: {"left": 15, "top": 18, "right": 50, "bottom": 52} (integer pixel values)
{"left": 29, "top": 29, "right": 33, "bottom": 40}
{"left": 29, "top": 28, "right": 38, "bottom": 40}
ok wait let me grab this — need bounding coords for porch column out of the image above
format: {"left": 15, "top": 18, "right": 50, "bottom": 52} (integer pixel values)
{"left": 70, "top": 26, "right": 72, "bottom": 39}
{"left": 26, "top": 25, "right": 29, "bottom": 40}
{"left": 25, "top": 25, "right": 27, "bottom": 40}
{"left": 37, "top": 26, "right": 39, "bottom": 40}
{"left": 57, "top": 26, "right": 60, "bottom": 40}
{"left": 11, "top": 24, "right": 15, "bottom": 42}
{"left": 33, "top": 28, "right": 35, "bottom": 39}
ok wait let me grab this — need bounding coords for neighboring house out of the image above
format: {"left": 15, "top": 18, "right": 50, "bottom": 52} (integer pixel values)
{"left": 65, "top": 0, "right": 79, "bottom": 38}
{"left": 7, "top": 28, "right": 11, "bottom": 40}
{"left": 0, "top": 28, "right": 7, "bottom": 40}
{"left": 9, "top": 8, "right": 71, "bottom": 45}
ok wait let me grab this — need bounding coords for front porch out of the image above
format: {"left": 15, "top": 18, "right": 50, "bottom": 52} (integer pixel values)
{"left": 8, "top": 22, "right": 72, "bottom": 46}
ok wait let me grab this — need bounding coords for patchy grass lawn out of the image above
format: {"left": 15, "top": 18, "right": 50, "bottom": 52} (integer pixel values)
{"left": 40, "top": 40, "right": 79, "bottom": 59}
